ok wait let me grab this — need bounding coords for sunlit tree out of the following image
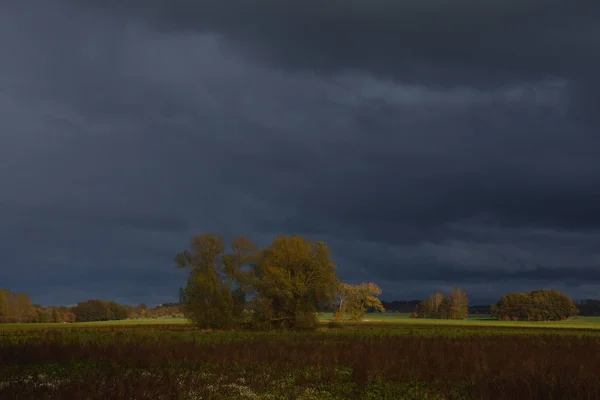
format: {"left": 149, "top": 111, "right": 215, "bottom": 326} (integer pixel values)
{"left": 334, "top": 282, "right": 385, "bottom": 321}
{"left": 251, "top": 235, "right": 338, "bottom": 330}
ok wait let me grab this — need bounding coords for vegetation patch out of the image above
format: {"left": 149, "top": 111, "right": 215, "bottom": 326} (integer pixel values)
{"left": 2, "top": 322, "right": 600, "bottom": 399}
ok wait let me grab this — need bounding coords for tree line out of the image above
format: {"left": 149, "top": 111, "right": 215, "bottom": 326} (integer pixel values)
{"left": 1, "top": 232, "right": 587, "bottom": 325}
{"left": 176, "top": 233, "right": 384, "bottom": 330}
{"left": 0, "top": 289, "right": 184, "bottom": 323}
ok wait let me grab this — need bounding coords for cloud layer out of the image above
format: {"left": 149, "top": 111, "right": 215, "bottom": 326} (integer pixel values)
{"left": 1, "top": 0, "right": 599, "bottom": 305}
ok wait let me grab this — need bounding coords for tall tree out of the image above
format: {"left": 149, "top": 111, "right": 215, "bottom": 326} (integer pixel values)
{"left": 448, "top": 286, "right": 469, "bottom": 320}
{"left": 252, "top": 235, "right": 338, "bottom": 330}
{"left": 426, "top": 292, "right": 444, "bottom": 318}
{"left": 176, "top": 233, "right": 258, "bottom": 329}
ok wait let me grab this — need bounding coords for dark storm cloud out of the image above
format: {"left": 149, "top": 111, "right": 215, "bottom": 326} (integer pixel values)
{"left": 87, "top": 0, "right": 600, "bottom": 128}
{"left": 254, "top": 99, "right": 600, "bottom": 246}
{"left": 78, "top": 1, "right": 600, "bottom": 82}
{"left": 4, "top": 202, "right": 190, "bottom": 234}
{"left": 74, "top": 0, "right": 600, "bottom": 236}
{"left": 378, "top": 265, "right": 600, "bottom": 285}
{"left": 1, "top": 0, "right": 599, "bottom": 305}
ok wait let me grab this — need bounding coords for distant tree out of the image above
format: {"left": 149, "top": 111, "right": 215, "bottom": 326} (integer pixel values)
{"left": 491, "top": 292, "right": 533, "bottom": 321}
{"left": 146, "top": 303, "right": 184, "bottom": 318}
{"left": 136, "top": 303, "right": 148, "bottom": 318}
{"left": 32, "top": 307, "right": 46, "bottom": 323}
{"left": 0, "top": 291, "right": 35, "bottom": 323}
{"left": 122, "top": 305, "right": 137, "bottom": 319}
{"left": 105, "top": 301, "right": 128, "bottom": 320}
{"left": 334, "top": 282, "right": 353, "bottom": 320}
{"left": 59, "top": 307, "right": 76, "bottom": 323}
{"left": 11, "top": 293, "right": 35, "bottom": 322}
{"left": 491, "top": 290, "right": 578, "bottom": 321}
{"left": 439, "top": 296, "right": 453, "bottom": 319}
{"left": 0, "top": 289, "right": 11, "bottom": 322}
{"left": 424, "top": 292, "right": 444, "bottom": 318}
{"left": 72, "top": 300, "right": 119, "bottom": 322}
{"left": 531, "top": 290, "right": 579, "bottom": 321}
{"left": 51, "top": 308, "right": 61, "bottom": 323}
{"left": 447, "top": 286, "right": 469, "bottom": 319}
{"left": 412, "top": 287, "right": 469, "bottom": 320}
{"left": 334, "top": 282, "right": 384, "bottom": 321}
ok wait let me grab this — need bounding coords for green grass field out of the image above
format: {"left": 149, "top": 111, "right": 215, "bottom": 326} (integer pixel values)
{"left": 319, "top": 312, "right": 600, "bottom": 329}
{"left": 2, "top": 312, "right": 600, "bottom": 330}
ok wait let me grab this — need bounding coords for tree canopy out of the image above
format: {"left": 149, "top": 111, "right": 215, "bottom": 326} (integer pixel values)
{"left": 72, "top": 300, "right": 129, "bottom": 322}
{"left": 411, "top": 287, "right": 469, "bottom": 320}
{"left": 175, "top": 234, "right": 258, "bottom": 329}
{"left": 491, "top": 290, "right": 578, "bottom": 321}
{"left": 0, "top": 289, "right": 35, "bottom": 323}
{"left": 251, "top": 235, "right": 338, "bottom": 330}
{"left": 334, "top": 282, "right": 385, "bottom": 321}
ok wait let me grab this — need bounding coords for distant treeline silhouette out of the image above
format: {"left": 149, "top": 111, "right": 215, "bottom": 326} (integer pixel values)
{"left": 0, "top": 289, "right": 183, "bottom": 323}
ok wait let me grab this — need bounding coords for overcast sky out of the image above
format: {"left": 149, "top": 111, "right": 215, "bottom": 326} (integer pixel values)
{"left": 1, "top": 0, "right": 599, "bottom": 306}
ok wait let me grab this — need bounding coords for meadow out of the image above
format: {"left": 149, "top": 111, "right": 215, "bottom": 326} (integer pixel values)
{"left": 2, "top": 315, "right": 600, "bottom": 399}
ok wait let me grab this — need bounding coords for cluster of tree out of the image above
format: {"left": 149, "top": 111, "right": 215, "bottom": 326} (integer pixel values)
{"left": 33, "top": 306, "right": 76, "bottom": 323}
{"left": 71, "top": 301, "right": 183, "bottom": 322}
{"left": 176, "top": 233, "right": 384, "bottom": 330}
{"left": 0, "top": 289, "right": 185, "bottom": 323}
{"left": 71, "top": 300, "right": 130, "bottom": 322}
{"left": 411, "top": 287, "right": 469, "bottom": 320}
{"left": 378, "top": 301, "right": 492, "bottom": 315}
{"left": 491, "top": 290, "right": 578, "bottom": 321}
{"left": 131, "top": 302, "right": 184, "bottom": 319}
{"left": 0, "top": 289, "right": 77, "bottom": 323}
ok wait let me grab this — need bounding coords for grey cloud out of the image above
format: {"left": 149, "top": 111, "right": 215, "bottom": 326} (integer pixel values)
{"left": 377, "top": 265, "right": 600, "bottom": 285}
{"left": 76, "top": 1, "right": 600, "bottom": 81}
{"left": 83, "top": 0, "right": 600, "bottom": 127}
{"left": 1, "top": 1, "right": 599, "bottom": 305}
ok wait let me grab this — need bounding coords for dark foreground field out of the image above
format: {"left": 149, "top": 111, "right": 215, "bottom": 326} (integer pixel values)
{"left": 1, "top": 321, "right": 600, "bottom": 399}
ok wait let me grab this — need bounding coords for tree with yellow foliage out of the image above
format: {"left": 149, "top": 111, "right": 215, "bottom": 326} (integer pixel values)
{"left": 334, "top": 282, "right": 385, "bottom": 321}
{"left": 176, "top": 233, "right": 258, "bottom": 329}
{"left": 251, "top": 235, "right": 338, "bottom": 330}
